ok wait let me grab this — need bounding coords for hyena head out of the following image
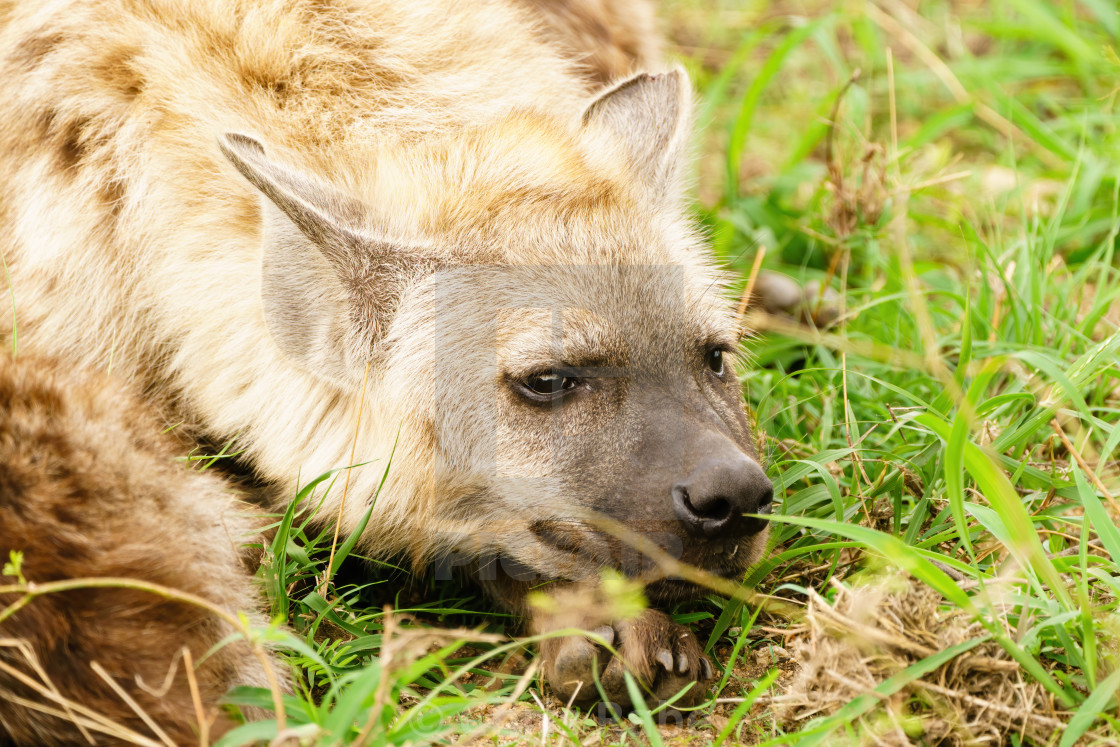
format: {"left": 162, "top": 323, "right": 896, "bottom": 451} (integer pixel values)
{"left": 220, "top": 69, "right": 771, "bottom": 602}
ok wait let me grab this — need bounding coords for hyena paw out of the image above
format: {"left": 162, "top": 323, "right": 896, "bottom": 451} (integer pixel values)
{"left": 541, "top": 609, "right": 714, "bottom": 708}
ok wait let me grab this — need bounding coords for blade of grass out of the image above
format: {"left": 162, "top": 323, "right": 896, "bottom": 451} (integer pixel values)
{"left": 916, "top": 414, "right": 1073, "bottom": 610}
{"left": 726, "top": 18, "right": 826, "bottom": 195}
{"left": 1059, "top": 666, "right": 1120, "bottom": 747}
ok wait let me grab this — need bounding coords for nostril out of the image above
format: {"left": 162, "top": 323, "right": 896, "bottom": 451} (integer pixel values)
{"left": 675, "top": 458, "right": 773, "bottom": 539}
{"left": 756, "top": 485, "right": 774, "bottom": 515}
{"left": 686, "top": 494, "right": 732, "bottom": 524}
{"left": 674, "top": 484, "right": 737, "bottom": 538}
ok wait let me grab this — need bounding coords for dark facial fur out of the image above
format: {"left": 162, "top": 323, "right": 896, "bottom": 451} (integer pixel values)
{"left": 422, "top": 264, "right": 772, "bottom": 599}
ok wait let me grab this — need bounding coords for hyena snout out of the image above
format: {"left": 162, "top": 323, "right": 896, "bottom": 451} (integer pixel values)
{"left": 671, "top": 453, "right": 773, "bottom": 540}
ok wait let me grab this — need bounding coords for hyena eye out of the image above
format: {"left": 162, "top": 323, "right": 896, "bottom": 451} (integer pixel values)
{"left": 521, "top": 372, "right": 578, "bottom": 401}
{"left": 706, "top": 348, "right": 726, "bottom": 376}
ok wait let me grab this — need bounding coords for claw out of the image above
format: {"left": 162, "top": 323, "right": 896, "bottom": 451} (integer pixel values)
{"left": 700, "top": 657, "right": 714, "bottom": 680}
{"left": 676, "top": 653, "right": 689, "bottom": 674}
{"left": 655, "top": 649, "right": 674, "bottom": 672}
{"left": 591, "top": 625, "right": 614, "bottom": 647}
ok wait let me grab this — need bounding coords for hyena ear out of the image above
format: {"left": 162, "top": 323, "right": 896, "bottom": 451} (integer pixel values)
{"left": 581, "top": 67, "right": 692, "bottom": 203}
{"left": 219, "top": 132, "right": 423, "bottom": 386}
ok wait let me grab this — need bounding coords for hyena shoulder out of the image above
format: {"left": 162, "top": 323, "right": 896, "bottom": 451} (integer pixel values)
{"left": 514, "top": 0, "right": 662, "bottom": 83}
{"left": 0, "top": 355, "right": 280, "bottom": 745}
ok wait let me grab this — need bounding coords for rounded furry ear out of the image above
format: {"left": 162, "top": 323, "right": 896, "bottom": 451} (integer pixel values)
{"left": 581, "top": 67, "right": 692, "bottom": 203}
{"left": 218, "top": 133, "right": 431, "bottom": 386}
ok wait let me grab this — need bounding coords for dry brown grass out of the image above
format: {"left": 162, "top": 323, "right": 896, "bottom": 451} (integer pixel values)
{"left": 773, "top": 574, "right": 1086, "bottom": 746}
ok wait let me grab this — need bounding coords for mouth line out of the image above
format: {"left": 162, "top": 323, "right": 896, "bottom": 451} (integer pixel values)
{"left": 517, "top": 520, "right": 758, "bottom": 585}
{"left": 654, "top": 558, "right": 745, "bottom": 585}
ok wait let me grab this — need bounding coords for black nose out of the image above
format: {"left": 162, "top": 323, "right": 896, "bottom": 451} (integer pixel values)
{"left": 672, "top": 456, "right": 773, "bottom": 539}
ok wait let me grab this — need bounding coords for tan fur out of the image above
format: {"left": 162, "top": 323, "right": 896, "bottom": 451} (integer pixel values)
{"left": 0, "top": 0, "right": 767, "bottom": 711}
{"left": 514, "top": 0, "right": 662, "bottom": 83}
{"left": 0, "top": 0, "right": 734, "bottom": 564}
{"left": 0, "top": 355, "right": 281, "bottom": 745}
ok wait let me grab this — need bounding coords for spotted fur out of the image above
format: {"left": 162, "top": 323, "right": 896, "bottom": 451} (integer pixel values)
{"left": 0, "top": 355, "right": 279, "bottom": 744}
{"left": 0, "top": 0, "right": 768, "bottom": 715}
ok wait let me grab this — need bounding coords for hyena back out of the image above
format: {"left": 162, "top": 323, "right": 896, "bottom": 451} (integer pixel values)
{"left": 0, "top": 355, "right": 280, "bottom": 744}
{"left": 0, "top": 0, "right": 771, "bottom": 706}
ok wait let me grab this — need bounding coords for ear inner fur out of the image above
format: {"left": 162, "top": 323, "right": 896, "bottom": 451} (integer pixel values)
{"left": 220, "top": 132, "right": 436, "bottom": 382}
{"left": 580, "top": 67, "right": 692, "bottom": 202}
{"left": 258, "top": 199, "right": 362, "bottom": 385}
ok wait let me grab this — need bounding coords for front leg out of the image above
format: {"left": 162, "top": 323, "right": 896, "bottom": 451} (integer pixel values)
{"left": 475, "top": 561, "right": 716, "bottom": 708}
{"left": 535, "top": 599, "right": 715, "bottom": 708}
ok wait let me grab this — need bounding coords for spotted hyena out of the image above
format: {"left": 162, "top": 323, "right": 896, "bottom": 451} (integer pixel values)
{"left": 0, "top": 0, "right": 771, "bottom": 711}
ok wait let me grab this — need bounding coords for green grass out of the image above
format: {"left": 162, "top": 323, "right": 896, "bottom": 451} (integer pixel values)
{"left": 215, "top": 2, "right": 1120, "bottom": 743}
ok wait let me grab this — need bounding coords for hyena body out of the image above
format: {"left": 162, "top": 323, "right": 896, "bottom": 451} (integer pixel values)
{"left": 0, "top": 355, "right": 278, "bottom": 744}
{"left": 0, "top": 0, "right": 771, "bottom": 708}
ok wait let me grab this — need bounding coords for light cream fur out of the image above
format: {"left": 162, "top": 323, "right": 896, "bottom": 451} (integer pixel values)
{"left": 0, "top": 0, "right": 742, "bottom": 580}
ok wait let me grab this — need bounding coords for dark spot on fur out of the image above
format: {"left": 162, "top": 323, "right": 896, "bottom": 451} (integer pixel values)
{"left": 33, "top": 110, "right": 103, "bottom": 173}
{"left": 57, "top": 117, "right": 91, "bottom": 169}
{"left": 10, "top": 31, "right": 65, "bottom": 70}
{"left": 98, "top": 178, "right": 127, "bottom": 220}
{"left": 237, "top": 63, "right": 296, "bottom": 106}
{"left": 32, "top": 107, "right": 59, "bottom": 142}
{"left": 92, "top": 46, "right": 145, "bottom": 100}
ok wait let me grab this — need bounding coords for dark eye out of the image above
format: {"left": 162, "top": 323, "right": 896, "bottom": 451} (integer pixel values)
{"left": 706, "top": 348, "right": 726, "bottom": 376}
{"left": 521, "top": 372, "right": 579, "bottom": 400}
